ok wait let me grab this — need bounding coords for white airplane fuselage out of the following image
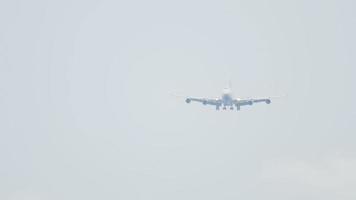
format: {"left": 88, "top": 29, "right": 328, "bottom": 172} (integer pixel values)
{"left": 221, "top": 88, "right": 234, "bottom": 107}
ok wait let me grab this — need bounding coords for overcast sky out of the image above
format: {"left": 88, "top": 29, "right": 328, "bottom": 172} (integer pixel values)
{"left": 1, "top": 0, "right": 356, "bottom": 199}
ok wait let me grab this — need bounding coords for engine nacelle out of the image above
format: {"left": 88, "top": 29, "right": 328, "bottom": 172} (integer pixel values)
{"left": 185, "top": 98, "right": 191, "bottom": 103}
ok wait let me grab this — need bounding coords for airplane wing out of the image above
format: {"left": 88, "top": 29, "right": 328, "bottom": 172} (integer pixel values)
{"left": 235, "top": 97, "right": 271, "bottom": 106}
{"left": 185, "top": 97, "right": 222, "bottom": 106}
{"left": 170, "top": 93, "right": 221, "bottom": 106}
{"left": 235, "top": 95, "right": 285, "bottom": 106}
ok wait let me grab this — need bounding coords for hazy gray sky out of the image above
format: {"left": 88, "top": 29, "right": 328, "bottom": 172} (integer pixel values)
{"left": 1, "top": 0, "right": 356, "bottom": 199}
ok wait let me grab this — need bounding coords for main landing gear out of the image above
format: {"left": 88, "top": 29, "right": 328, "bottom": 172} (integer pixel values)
{"left": 236, "top": 105, "right": 240, "bottom": 111}
{"left": 216, "top": 105, "right": 240, "bottom": 111}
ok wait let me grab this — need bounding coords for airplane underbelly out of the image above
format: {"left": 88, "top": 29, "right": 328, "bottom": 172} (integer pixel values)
{"left": 224, "top": 101, "right": 232, "bottom": 106}
{"left": 223, "top": 99, "right": 233, "bottom": 106}
{"left": 222, "top": 94, "right": 233, "bottom": 106}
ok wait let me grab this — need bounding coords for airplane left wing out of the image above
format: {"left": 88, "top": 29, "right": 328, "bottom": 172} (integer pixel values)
{"left": 235, "top": 97, "right": 271, "bottom": 106}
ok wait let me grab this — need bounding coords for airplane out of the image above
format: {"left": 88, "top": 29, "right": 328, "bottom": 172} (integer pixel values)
{"left": 181, "top": 83, "right": 276, "bottom": 111}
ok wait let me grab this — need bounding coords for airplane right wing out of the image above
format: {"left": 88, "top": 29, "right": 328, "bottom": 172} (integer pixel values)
{"left": 170, "top": 93, "right": 222, "bottom": 106}
{"left": 185, "top": 97, "right": 222, "bottom": 106}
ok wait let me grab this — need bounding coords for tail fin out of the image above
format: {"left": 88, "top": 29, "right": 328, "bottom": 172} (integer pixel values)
{"left": 228, "top": 80, "right": 232, "bottom": 89}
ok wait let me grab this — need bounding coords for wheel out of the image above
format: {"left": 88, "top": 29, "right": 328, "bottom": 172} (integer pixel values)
{"left": 230, "top": 106, "right": 234, "bottom": 110}
{"left": 223, "top": 107, "right": 227, "bottom": 110}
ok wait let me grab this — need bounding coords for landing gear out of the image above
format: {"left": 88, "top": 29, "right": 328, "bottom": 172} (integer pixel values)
{"left": 223, "top": 106, "right": 227, "bottom": 110}
{"left": 235, "top": 105, "right": 240, "bottom": 111}
{"left": 230, "top": 106, "right": 234, "bottom": 110}
{"left": 216, "top": 106, "right": 220, "bottom": 110}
